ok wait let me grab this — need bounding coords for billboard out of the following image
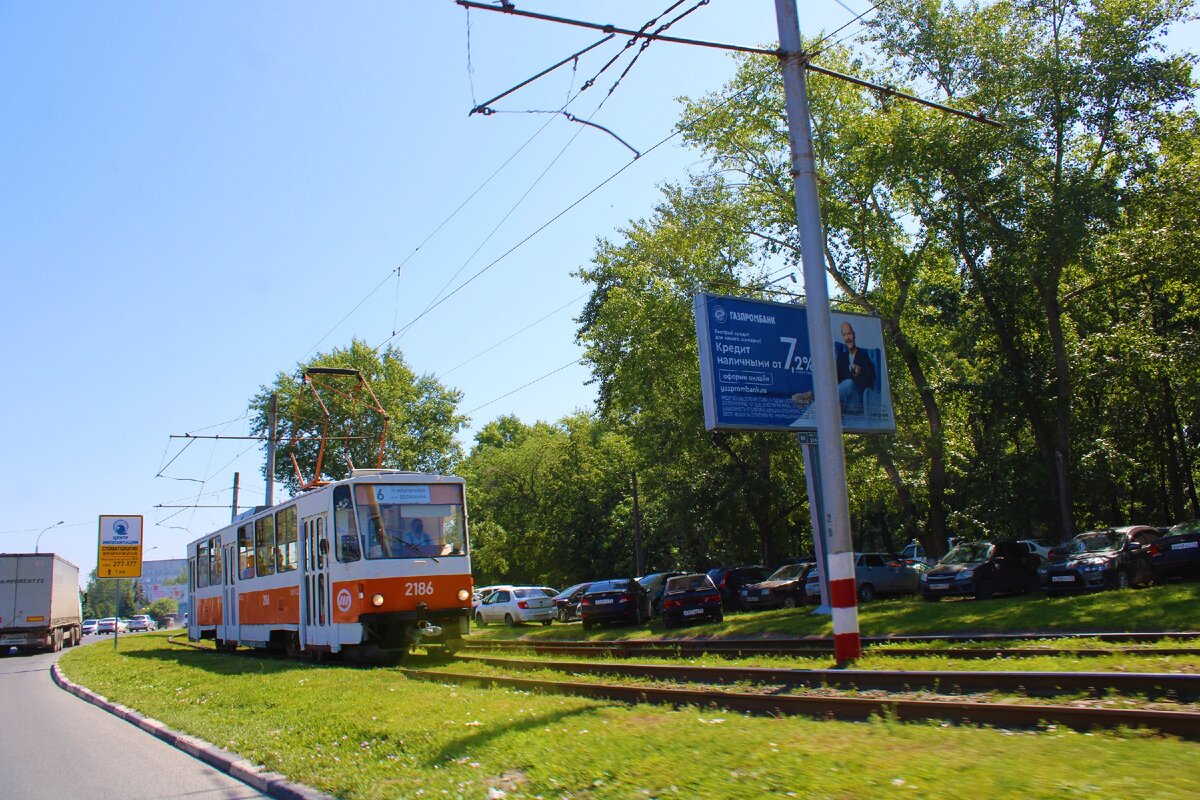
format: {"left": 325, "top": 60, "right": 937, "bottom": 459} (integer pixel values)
{"left": 694, "top": 293, "right": 895, "bottom": 434}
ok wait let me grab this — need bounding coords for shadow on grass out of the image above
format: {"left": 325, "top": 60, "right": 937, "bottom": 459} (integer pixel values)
{"left": 429, "top": 704, "right": 606, "bottom": 766}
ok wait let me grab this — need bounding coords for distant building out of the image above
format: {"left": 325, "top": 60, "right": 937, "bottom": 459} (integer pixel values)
{"left": 138, "top": 558, "right": 188, "bottom": 610}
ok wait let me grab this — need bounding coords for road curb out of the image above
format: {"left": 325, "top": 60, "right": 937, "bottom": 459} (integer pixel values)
{"left": 51, "top": 664, "right": 337, "bottom": 800}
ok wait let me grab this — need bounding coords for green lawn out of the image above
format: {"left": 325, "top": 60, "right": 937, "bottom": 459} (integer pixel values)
{"left": 472, "top": 581, "right": 1200, "bottom": 642}
{"left": 59, "top": 632, "right": 1200, "bottom": 800}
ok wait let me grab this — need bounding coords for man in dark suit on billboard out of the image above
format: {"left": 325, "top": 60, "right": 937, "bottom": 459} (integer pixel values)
{"left": 836, "top": 321, "right": 875, "bottom": 414}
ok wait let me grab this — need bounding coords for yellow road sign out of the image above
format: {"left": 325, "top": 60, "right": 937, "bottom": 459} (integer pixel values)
{"left": 98, "top": 515, "right": 144, "bottom": 578}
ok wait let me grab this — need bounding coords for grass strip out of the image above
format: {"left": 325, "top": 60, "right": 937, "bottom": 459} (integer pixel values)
{"left": 59, "top": 631, "right": 1200, "bottom": 799}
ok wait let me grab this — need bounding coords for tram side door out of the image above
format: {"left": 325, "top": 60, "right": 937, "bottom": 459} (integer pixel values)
{"left": 222, "top": 542, "right": 238, "bottom": 640}
{"left": 301, "top": 513, "right": 332, "bottom": 649}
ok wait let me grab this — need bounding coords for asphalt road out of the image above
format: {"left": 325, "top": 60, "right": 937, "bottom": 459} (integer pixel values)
{"left": 0, "top": 634, "right": 267, "bottom": 800}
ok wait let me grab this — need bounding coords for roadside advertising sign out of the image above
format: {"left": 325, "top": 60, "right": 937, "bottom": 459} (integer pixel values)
{"left": 97, "top": 515, "right": 144, "bottom": 578}
{"left": 694, "top": 293, "right": 895, "bottom": 434}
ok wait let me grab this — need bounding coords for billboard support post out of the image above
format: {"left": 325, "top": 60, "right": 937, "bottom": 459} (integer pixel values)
{"left": 800, "top": 437, "right": 831, "bottom": 614}
{"left": 775, "top": 0, "right": 860, "bottom": 663}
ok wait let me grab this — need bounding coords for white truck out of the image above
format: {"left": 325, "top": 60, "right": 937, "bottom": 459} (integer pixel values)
{"left": 0, "top": 553, "right": 83, "bottom": 654}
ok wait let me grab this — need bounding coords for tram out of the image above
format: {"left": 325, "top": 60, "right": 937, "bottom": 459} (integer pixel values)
{"left": 186, "top": 469, "right": 472, "bottom": 658}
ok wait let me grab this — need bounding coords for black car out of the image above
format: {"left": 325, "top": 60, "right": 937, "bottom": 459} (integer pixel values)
{"left": 706, "top": 565, "right": 771, "bottom": 609}
{"left": 1039, "top": 525, "right": 1159, "bottom": 594}
{"left": 919, "top": 540, "right": 1039, "bottom": 600}
{"left": 661, "top": 573, "right": 724, "bottom": 629}
{"left": 738, "top": 562, "right": 814, "bottom": 610}
{"left": 579, "top": 579, "right": 651, "bottom": 631}
{"left": 551, "top": 582, "right": 591, "bottom": 622}
{"left": 1149, "top": 520, "right": 1200, "bottom": 580}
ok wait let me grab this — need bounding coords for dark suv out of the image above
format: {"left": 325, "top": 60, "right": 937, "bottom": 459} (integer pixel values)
{"left": 706, "top": 565, "right": 771, "bottom": 609}
{"left": 919, "top": 540, "right": 1039, "bottom": 600}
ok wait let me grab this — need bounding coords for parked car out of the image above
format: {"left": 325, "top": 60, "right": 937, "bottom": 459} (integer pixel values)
{"left": 579, "top": 579, "right": 651, "bottom": 631}
{"left": 637, "top": 572, "right": 687, "bottom": 617}
{"left": 81, "top": 619, "right": 99, "bottom": 635}
{"left": 472, "top": 584, "right": 513, "bottom": 606}
{"left": 1039, "top": 526, "right": 1159, "bottom": 594}
{"left": 1149, "top": 520, "right": 1200, "bottom": 580}
{"left": 473, "top": 586, "right": 555, "bottom": 626}
{"left": 551, "top": 582, "right": 592, "bottom": 622}
{"left": 127, "top": 614, "right": 157, "bottom": 632}
{"left": 898, "top": 541, "right": 932, "bottom": 566}
{"left": 920, "top": 540, "right": 1039, "bottom": 600}
{"left": 96, "top": 617, "right": 127, "bottom": 634}
{"left": 1017, "top": 539, "right": 1053, "bottom": 562}
{"left": 662, "top": 573, "right": 724, "bottom": 629}
{"left": 739, "top": 562, "right": 815, "bottom": 610}
{"left": 806, "top": 553, "right": 920, "bottom": 603}
{"left": 706, "top": 565, "right": 772, "bottom": 609}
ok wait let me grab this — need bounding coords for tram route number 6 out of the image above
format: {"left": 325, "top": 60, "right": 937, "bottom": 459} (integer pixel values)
{"left": 405, "top": 581, "right": 435, "bottom": 596}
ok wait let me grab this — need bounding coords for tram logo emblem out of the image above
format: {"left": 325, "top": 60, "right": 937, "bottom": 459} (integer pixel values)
{"left": 336, "top": 588, "right": 353, "bottom": 613}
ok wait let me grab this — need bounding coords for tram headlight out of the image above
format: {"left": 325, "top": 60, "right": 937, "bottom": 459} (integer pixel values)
{"left": 371, "top": 593, "right": 385, "bottom": 607}
{"left": 457, "top": 589, "right": 470, "bottom": 602}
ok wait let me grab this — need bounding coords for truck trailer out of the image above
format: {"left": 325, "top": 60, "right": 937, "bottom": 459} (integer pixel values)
{"left": 0, "top": 553, "right": 82, "bottom": 654}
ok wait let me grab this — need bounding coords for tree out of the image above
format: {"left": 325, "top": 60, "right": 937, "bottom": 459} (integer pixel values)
{"left": 82, "top": 569, "right": 136, "bottom": 619}
{"left": 144, "top": 597, "right": 179, "bottom": 623}
{"left": 249, "top": 339, "right": 467, "bottom": 494}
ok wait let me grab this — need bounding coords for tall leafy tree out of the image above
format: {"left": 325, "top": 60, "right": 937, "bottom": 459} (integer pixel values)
{"left": 249, "top": 339, "right": 466, "bottom": 494}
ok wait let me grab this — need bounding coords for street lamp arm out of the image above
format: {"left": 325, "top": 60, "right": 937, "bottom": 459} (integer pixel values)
{"left": 34, "top": 520, "right": 65, "bottom": 554}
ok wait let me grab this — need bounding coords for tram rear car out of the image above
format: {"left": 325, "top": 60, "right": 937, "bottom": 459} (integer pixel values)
{"left": 187, "top": 470, "right": 472, "bottom": 658}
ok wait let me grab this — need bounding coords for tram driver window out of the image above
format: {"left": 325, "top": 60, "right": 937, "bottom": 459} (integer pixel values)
{"left": 333, "top": 486, "right": 361, "bottom": 562}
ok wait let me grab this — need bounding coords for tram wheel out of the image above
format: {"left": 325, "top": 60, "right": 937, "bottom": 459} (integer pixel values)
{"left": 284, "top": 634, "right": 300, "bottom": 659}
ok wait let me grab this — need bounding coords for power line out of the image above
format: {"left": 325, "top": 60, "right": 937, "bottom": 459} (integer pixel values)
{"left": 464, "top": 357, "right": 584, "bottom": 416}
{"left": 438, "top": 292, "right": 587, "bottom": 379}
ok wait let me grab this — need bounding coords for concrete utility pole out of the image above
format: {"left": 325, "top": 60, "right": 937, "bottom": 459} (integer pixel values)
{"left": 774, "top": 0, "right": 860, "bottom": 663}
{"left": 231, "top": 472, "right": 240, "bottom": 524}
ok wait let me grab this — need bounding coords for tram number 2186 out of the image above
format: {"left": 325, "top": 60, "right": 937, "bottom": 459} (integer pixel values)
{"left": 404, "top": 581, "right": 435, "bottom": 596}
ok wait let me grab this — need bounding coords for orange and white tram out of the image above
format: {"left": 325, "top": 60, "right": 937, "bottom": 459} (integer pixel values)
{"left": 187, "top": 469, "right": 473, "bottom": 657}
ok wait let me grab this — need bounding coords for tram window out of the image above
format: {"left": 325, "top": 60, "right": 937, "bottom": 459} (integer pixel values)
{"left": 276, "top": 506, "right": 298, "bottom": 572}
{"left": 209, "top": 537, "right": 222, "bottom": 584}
{"left": 255, "top": 516, "right": 276, "bottom": 577}
{"left": 238, "top": 524, "right": 254, "bottom": 579}
{"left": 333, "top": 486, "right": 361, "bottom": 563}
{"left": 194, "top": 554, "right": 206, "bottom": 589}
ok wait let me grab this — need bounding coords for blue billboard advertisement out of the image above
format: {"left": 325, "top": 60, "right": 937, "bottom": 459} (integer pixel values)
{"left": 694, "top": 293, "right": 896, "bottom": 434}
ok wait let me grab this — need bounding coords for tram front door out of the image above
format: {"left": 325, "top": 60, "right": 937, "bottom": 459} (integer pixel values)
{"left": 301, "top": 513, "right": 333, "bottom": 652}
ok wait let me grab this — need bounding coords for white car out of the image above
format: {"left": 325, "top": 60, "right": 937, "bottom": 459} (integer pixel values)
{"left": 473, "top": 586, "right": 555, "bottom": 627}
{"left": 81, "top": 619, "right": 99, "bottom": 635}
{"left": 1017, "top": 539, "right": 1053, "bottom": 562}
{"left": 128, "top": 614, "right": 157, "bottom": 632}
{"left": 472, "top": 584, "right": 514, "bottom": 607}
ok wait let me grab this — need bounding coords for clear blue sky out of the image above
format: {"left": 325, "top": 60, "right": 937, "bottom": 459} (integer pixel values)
{"left": 2, "top": 2, "right": 1196, "bottom": 585}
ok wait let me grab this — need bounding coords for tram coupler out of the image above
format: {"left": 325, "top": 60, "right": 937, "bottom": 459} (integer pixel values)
{"left": 416, "top": 621, "right": 444, "bottom": 638}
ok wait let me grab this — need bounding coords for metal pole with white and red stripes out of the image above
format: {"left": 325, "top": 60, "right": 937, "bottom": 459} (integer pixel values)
{"left": 774, "top": 0, "right": 861, "bottom": 663}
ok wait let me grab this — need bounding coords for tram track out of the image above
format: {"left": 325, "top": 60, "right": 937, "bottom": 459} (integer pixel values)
{"left": 456, "top": 653, "right": 1200, "bottom": 700}
{"left": 464, "top": 637, "right": 1200, "bottom": 660}
{"left": 401, "top": 665, "right": 1200, "bottom": 739}
{"left": 166, "top": 634, "right": 1200, "bottom": 737}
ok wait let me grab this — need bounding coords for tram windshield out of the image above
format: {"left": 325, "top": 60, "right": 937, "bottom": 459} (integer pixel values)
{"left": 354, "top": 484, "right": 467, "bottom": 559}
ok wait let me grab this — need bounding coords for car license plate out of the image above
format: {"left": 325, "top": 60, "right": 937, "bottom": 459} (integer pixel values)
{"left": 595, "top": 598, "right": 613, "bottom": 605}
{"left": 1052, "top": 575, "right": 1075, "bottom": 582}
{"left": 746, "top": 596, "right": 759, "bottom": 602}
{"left": 683, "top": 608, "right": 702, "bottom": 616}
{"left": 1172, "top": 541, "right": 1199, "bottom": 550}
{"left": 930, "top": 583, "right": 949, "bottom": 590}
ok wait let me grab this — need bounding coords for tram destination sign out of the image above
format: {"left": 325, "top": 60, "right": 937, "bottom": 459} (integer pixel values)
{"left": 694, "top": 293, "right": 896, "bottom": 434}
{"left": 97, "top": 515, "right": 144, "bottom": 578}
